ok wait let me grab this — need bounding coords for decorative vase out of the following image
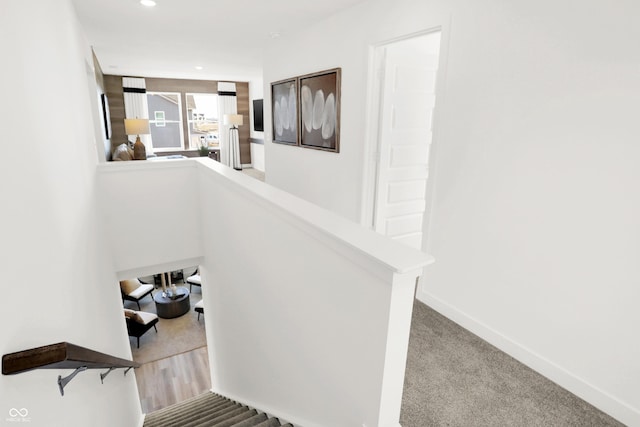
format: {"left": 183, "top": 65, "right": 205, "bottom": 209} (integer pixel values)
{"left": 133, "top": 137, "right": 147, "bottom": 160}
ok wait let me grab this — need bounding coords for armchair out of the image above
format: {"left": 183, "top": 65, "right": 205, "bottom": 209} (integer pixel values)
{"left": 186, "top": 272, "right": 201, "bottom": 293}
{"left": 120, "top": 279, "right": 154, "bottom": 310}
{"left": 124, "top": 309, "right": 158, "bottom": 348}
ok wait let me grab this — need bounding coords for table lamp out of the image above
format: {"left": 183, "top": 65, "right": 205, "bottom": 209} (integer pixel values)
{"left": 124, "top": 118, "right": 150, "bottom": 160}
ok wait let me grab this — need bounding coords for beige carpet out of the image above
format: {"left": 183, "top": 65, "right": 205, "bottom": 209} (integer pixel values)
{"left": 400, "top": 300, "right": 623, "bottom": 426}
{"left": 125, "top": 285, "right": 207, "bottom": 364}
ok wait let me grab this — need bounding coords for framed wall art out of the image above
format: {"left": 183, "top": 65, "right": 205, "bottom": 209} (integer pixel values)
{"left": 100, "top": 93, "right": 112, "bottom": 140}
{"left": 299, "top": 68, "right": 341, "bottom": 153}
{"left": 271, "top": 78, "right": 299, "bottom": 146}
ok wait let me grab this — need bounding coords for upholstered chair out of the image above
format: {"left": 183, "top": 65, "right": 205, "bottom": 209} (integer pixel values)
{"left": 194, "top": 299, "right": 204, "bottom": 321}
{"left": 186, "top": 272, "right": 201, "bottom": 293}
{"left": 120, "top": 279, "right": 154, "bottom": 310}
{"left": 124, "top": 309, "right": 158, "bottom": 348}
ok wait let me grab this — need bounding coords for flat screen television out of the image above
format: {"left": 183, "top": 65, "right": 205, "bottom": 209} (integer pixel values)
{"left": 253, "top": 99, "right": 264, "bottom": 132}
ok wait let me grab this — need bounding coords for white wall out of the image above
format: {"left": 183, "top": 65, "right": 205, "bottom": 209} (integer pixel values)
{"left": 97, "top": 160, "right": 203, "bottom": 278}
{"left": 250, "top": 142, "right": 265, "bottom": 172}
{"left": 196, "top": 160, "right": 430, "bottom": 427}
{"left": 263, "top": 0, "right": 640, "bottom": 425}
{"left": 0, "top": 1, "right": 142, "bottom": 426}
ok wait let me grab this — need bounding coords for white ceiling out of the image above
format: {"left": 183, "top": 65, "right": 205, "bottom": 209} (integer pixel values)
{"left": 71, "top": 0, "right": 367, "bottom": 81}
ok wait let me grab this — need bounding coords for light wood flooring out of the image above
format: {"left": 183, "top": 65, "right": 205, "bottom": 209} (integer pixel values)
{"left": 136, "top": 346, "right": 212, "bottom": 414}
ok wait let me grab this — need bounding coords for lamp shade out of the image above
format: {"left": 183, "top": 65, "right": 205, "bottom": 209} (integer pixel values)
{"left": 124, "top": 118, "right": 150, "bottom": 135}
{"left": 223, "top": 114, "right": 243, "bottom": 126}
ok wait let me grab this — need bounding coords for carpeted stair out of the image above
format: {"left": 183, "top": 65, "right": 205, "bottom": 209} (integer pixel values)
{"left": 143, "top": 391, "right": 293, "bottom": 427}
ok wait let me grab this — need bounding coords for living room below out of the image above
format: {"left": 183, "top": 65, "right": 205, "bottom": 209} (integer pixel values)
{"left": 120, "top": 269, "right": 210, "bottom": 413}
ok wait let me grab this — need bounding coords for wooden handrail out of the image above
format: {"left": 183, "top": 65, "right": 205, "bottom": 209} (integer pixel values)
{"left": 2, "top": 342, "right": 139, "bottom": 396}
{"left": 2, "top": 342, "right": 139, "bottom": 374}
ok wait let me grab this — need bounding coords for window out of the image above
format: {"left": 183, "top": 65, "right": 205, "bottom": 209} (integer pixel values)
{"left": 143, "top": 91, "right": 218, "bottom": 151}
{"left": 154, "top": 111, "right": 166, "bottom": 126}
{"left": 186, "top": 93, "right": 218, "bottom": 149}
{"left": 147, "top": 92, "right": 184, "bottom": 151}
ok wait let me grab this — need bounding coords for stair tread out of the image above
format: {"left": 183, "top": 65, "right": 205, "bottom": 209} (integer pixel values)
{"left": 253, "top": 418, "right": 283, "bottom": 427}
{"left": 144, "top": 393, "right": 223, "bottom": 417}
{"left": 145, "top": 400, "right": 236, "bottom": 426}
{"left": 143, "top": 391, "right": 289, "bottom": 427}
{"left": 180, "top": 405, "right": 249, "bottom": 427}
{"left": 145, "top": 397, "right": 228, "bottom": 421}
{"left": 231, "top": 412, "right": 269, "bottom": 427}
{"left": 210, "top": 408, "right": 258, "bottom": 427}
{"left": 148, "top": 392, "right": 224, "bottom": 417}
{"left": 169, "top": 402, "right": 244, "bottom": 427}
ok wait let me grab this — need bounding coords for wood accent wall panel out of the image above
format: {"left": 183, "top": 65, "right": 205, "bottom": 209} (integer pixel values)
{"left": 103, "top": 75, "right": 250, "bottom": 163}
{"left": 144, "top": 78, "right": 217, "bottom": 93}
{"left": 104, "top": 75, "right": 126, "bottom": 154}
{"left": 235, "top": 82, "right": 251, "bottom": 165}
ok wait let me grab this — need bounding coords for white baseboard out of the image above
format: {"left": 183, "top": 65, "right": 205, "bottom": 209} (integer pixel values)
{"left": 416, "top": 289, "right": 640, "bottom": 427}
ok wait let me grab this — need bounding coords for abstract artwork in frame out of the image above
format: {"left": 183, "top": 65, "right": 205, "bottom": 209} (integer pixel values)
{"left": 271, "top": 78, "right": 299, "bottom": 146}
{"left": 299, "top": 68, "right": 341, "bottom": 152}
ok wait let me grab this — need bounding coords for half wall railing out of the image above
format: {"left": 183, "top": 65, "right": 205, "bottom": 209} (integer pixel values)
{"left": 97, "top": 158, "right": 434, "bottom": 427}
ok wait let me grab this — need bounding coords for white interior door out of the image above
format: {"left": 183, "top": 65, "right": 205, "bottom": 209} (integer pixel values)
{"left": 373, "top": 32, "right": 441, "bottom": 250}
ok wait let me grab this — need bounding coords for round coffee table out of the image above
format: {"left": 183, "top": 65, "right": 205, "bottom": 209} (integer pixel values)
{"left": 153, "top": 286, "right": 190, "bottom": 318}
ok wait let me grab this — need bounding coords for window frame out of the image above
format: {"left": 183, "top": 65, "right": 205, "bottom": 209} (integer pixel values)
{"left": 147, "top": 91, "right": 185, "bottom": 152}
{"left": 186, "top": 92, "right": 219, "bottom": 150}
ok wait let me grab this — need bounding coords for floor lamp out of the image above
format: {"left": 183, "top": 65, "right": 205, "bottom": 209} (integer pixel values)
{"left": 224, "top": 114, "right": 243, "bottom": 170}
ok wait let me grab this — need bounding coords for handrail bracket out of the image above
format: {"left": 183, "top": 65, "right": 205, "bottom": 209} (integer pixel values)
{"left": 58, "top": 366, "right": 87, "bottom": 396}
{"left": 100, "top": 367, "right": 116, "bottom": 384}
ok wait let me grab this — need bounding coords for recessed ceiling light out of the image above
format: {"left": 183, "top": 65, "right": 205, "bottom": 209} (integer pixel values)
{"left": 269, "top": 31, "right": 281, "bottom": 39}
{"left": 140, "top": 0, "right": 156, "bottom": 7}
{"left": 195, "top": 66, "right": 203, "bottom": 70}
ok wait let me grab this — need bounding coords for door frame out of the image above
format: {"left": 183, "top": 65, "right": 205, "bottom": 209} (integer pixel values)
{"left": 360, "top": 25, "right": 451, "bottom": 255}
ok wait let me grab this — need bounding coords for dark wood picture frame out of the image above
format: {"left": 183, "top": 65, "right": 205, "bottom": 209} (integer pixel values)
{"left": 100, "top": 93, "right": 111, "bottom": 140}
{"left": 298, "top": 68, "right": 341, "bottom": 153}
{"left": 271, "top": 78, "right": 299, "bottom": 146}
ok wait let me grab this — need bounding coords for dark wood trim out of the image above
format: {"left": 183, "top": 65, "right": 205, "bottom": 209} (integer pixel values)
{"left": 2, "top": 342, "right": 139, "bottom": 375}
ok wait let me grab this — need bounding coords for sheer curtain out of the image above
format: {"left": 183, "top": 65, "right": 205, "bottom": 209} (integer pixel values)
{"left": 217, "top": 82, "right": 237, "bottom": 167}
{"left": 123, "top": 77, "right": 153, "bottom": 154}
